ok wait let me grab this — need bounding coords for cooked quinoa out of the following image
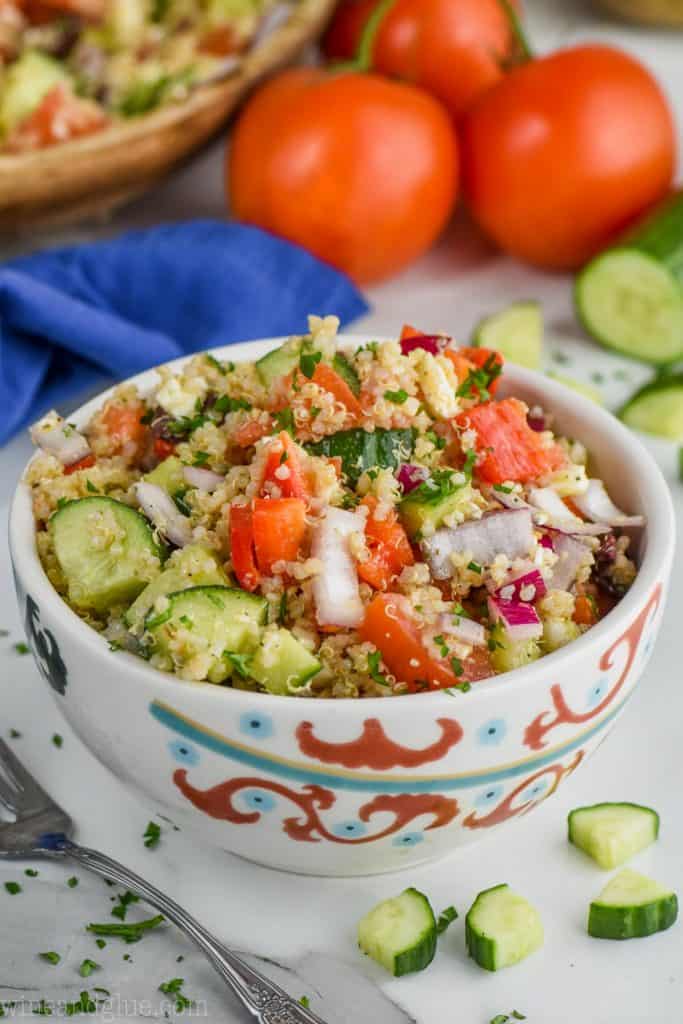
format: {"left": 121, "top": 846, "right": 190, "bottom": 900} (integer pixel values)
{"left": 27, "top": 315, "right": 642, "bottom": 697}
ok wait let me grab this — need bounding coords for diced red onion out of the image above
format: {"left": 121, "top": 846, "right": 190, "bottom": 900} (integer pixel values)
{"left": 572, "top": 479, "right": 645, "bottom": 529}
{"left": 182, "top": 465, "right": 224, "bottom": 493}
{"left": 398, "top": 464, "right": 429, "bottom": 494}
{"left": 134, "top": 482, "right": 192, "bottom": 548}
{"left": 438, "top": 613, "right": 487, "bottom": 647}
{"left": 550, "top": 533, "right": 590, "bottom": 591}
{"left": 30, "top": 410, "right": 91, "bottom": 466}
{"left": 527, "top": 487, "right": 610, "bottom": 536}
{"left": 400, "top": 334, "right": 444, "bottom": 356}
{"left": 540, "top": 533, "right": 554, "bottom": 550}
{"left": 311, "top": 507, "right": 365, "bottom": 628}
{"left": 496, "top": 567, "right": 547, "bottom": 605}
{"left": 423, "top": 509, "right": 534, "bottom": 580}
{"left": 488, "top": 595, "right": 543, "bottom": 641}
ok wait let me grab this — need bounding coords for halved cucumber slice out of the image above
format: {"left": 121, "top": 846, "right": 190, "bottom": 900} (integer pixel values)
{"left": 588, "top": 869, "right": 678, "bottom": 940}
{"left": 125, "top": 544, "right": 228, "bottom": 632}
{"left": 472, "top": 301, "right": 543, "bottom": 370}
{"left": 568, "top": 802, "right": 659, "bottom": 869}
{"left": 50, "top": 497, "right": 164, "bottom": 614}
{"left": 358, "top": 888, "right": 437, "bottom": 977}
{"left": 145, "top": 585, "right": 267, "bottom": 683}
{"left": 465, "top": 884, "right": 543, "bottom": 971}
{"left": 247, "top": 627, "right": 321, "bottom": 695}
{"left": 547, "top": 372, "right": 604, "bottom": 406}
{"left": 619, "top": 374, "right": 683, "bottom": 439}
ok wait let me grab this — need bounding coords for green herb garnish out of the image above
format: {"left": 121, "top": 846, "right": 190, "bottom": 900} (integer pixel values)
{"left": 39, "top": 952, "right": 60, "bottom": 965}
{"left": 274, "top": 408, "right": 295, "bottom": 437}
{"left": 145, "top": 608, "right": 172, "bottom": 630}
{"left": 79, "top": 959, "right": 100, "bottom": 978}
{"left": 143, "top": 821, "right": 161, "bottom": 849}
{"left": 367, "top": 650, "right": 388, "bottom": 686}
{"left": 467, "top": 561, "right": 482, "bottom": 574}
{"left": 192, "top": 451, "right": 210, "bottom": 467}
{"left": 67, "top": 876, "right": 78, "bottom": 888}
{"left": 25, "top": 868, "right": 38, "bottom": 877}
{"left": 299, "top": 996, "right": 311, "bottom": 1009}
{"left": 493, "top": 483, "right": 513, "bottom": 494}
{"left": 85, "top": 480, "right": 98, "bottom": 494}
{"left": 299, "top": 350, "right": 322, "bottom": 379}
{"left": 159, "top": 978, "right": 194, "bottom": 1013}
{"left": 52, "top": 734, "right": 63, "bottom": 748}
{"left": 112, "top": 890, "right": 139, "bottom": 921}
{"left": 212, "top": 394, "right": 252, "bottom": 415}
{"left": 9, "top": 729, "right": 21, "bottom": 739}
{"left": 205, "top": 354, "right": 227, "bottom": 374}
{"left": 384, "top": 388, "right": 409, "bottom": 404}
{"left": 225, "top": 651, "right": 250, "bottom": 678}
{"left": 87, "top": 915, "right": 164, "bottom": 944}
{"left": 4, "top": 882, "right": 21, "bottom": 895}
{"left": 457, "top": 352, "right": 502, "bottom": 402}
{"left": 13, "top": 642, "right": 29, "bottom": 655}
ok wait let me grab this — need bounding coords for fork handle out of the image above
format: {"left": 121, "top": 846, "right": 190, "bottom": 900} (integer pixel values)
{"left": 61, "top": 840, "right": 326, "bottom": 1024}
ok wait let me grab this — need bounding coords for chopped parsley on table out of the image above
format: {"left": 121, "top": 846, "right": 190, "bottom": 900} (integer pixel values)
{"left": 25, "top": 868, "right": 38, "bottom": 877}
{"left": 9, "top": 729, "right": 21, "bottom": 739}
{"left": 112, "top": 890, "right": 139, "bottom": 920}
{"left": 39, "top": 951, "right": 60, "bottom": 965}
{"left": 52, "top": 734, "right": 63, "bottom": 749}
{"left": 87, "top": 914, "right": 165, "bottom": 943}
{"left": 78, "top": 959, "right": 100, "bottom": 978}
{"left": 143, "top": 821, "right": 162, "bottom": 849}
{"left": 4, "top": 882, "right": 21, "bottom": 895}
{"left": 299, "top": 996, "right": 311, "bottom": 1008}
{"left": 67, "top": 876, "right": 79, "bottom": 888}
{"left": 13, "top": 642, "right": 30, "bottom": 655}
{"left": 158, "top": 978, "right": 193, "bottom": 1012}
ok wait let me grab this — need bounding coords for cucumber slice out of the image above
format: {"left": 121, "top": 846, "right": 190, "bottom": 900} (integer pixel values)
{"left": 568, "top": 802, "right": 659, "bottom": 869}
{"left": 465, "top": 884, "right": 543, "bottom": 972}
{"left": 255, "top": 339, "right": 303, "bottom": 388}
{"left": 332, "top": 352, "right": 361, "bottom": 396}
{"left": 50, "top": 497, "right": 164, "bottom": 614}
{"left": 619, "top": 374, "right": 683, "bottom": 439}
{"left": 125, "top": 544, "right": 228, "bottom": 631}
{"left": 546, "top": 372, "right": 604, "bottom": 406}
{"left": 575, "top": 193, "right": 683, "bottom": 365}
{"left": 247, "top": 627, "right": 321, "bottom": 695}
{"left": 145, "top": 585, "right": 267, "bottom": 683}
{"left": 588, "top": 869, "right": 678, "bottom": 940}
{"left": 144, "top": 456, "right": 186, "bottom": 495}
{"left": 472, "top": 301, "right": 543, "bottom": 370}
{"left": 305, "top": 428, "right": 415, "bottom": 484}
{"left": 400, "top": 477, "right": 474, "bottom": 540}
{"left": 358, "top": 888, "right": 437, "bottom": 977}
{"left": 489, "top": 622, "right": 541, "bottom": 673}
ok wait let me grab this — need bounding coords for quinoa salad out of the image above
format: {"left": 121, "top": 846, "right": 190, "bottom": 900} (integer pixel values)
{"left": 26, "top": 316, "right": 644, "bottom": 698}
{"left": 0, "top": 0, "right": 283, "bottom": 153}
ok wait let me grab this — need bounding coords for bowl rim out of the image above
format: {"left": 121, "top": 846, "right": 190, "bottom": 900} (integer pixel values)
{"left": 9, "top": 334, "right": 675, "bottom": 713}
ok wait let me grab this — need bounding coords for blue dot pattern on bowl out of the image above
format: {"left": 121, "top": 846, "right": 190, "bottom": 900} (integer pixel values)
{"left": 476, "top": 718, "right": 507, "bottom": 746}
{"left": 392, "top": 832, "right": 424, "bottom": 848}
{"left": 520, "top": 777, "right": 549, "bottom": 803}
{"left": 586, "top": 678, "right": 610, "bottom": 709}
{"left": 331, "top": 820, "right": 368, "bottom": 839}
{"left": 475, "top": 783, "right": 505, "bottom": 809}
{"left": 168, "top": 739, "right": 200, "bottom": 766}
{"left": 241, "top": 789, "right": 277, "bottom": 813}
{"left": 239, "top": 711, "right": 274, "bottom": 740}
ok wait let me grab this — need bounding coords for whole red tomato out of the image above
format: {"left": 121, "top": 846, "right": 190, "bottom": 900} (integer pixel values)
{"left": 228, "top": 68, "right": 459, "bottom": 283}
{"left": 461, "top": 45, "right": 676, "bottom": 270}
{"left": 322, "top": 0, "right": 517, "bottom": 119}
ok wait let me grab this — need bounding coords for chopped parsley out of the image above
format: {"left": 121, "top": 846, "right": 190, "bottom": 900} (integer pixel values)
{"left": 425, "top": 429, "right": 446, "bottom": 450}
{"left": 408, "top": 469, "right": 465, "bottom": 506}
{"left": 433, "top": 635, "right": 450, "bottom": 658}
{"left": 52, "top": 734, "right": 64, "bottom": 748}
{"left": 166, "top": 411, "right": 207, "bottom": 437}
{"left": 145, "top": 608, "right": 171, "bottom": 630}
{"left": 173, "top": 491, "right": 192, "bottom": 517}
{"left": 95, "top": 939, "right": 107, "bottom": 950}
{"left": 192, "top": 451, "right": 210, "bottom": 467}
{"left": 67, "top": 876, "right": 79, "bottom": 888}
{"left": 13, "top": 642, "right": 29, "bottom": 655}
{"left": 79, "top": 959, "right": 100, "bottom": 978}
{"left": 274, "top": 408, "right": 295, "bottom": 436}
{"left": 25, "top": 868, "right": 38, "bottom": 877}
{"left": 159, "top": 978, "right": 194, "bottom": 1013}
{"left": 384, "top": 388, "right": 409, "bottom": 404}
{"left": 205, "top": 354, "right": 227, "bottom": 374}
{"left": 309, "top": 406, "right": 321, "bottom": 420}
{"left": 299, "top": 350, "right": 322, "bottom": 379}
{"left": 87, "top": 915, "right": 165, "bottom": 943}
{"left": 139, "top": 407, "right": 155, "bottom": 425}
{"left": 9, "top": 729, "right": 21, "bottom": 739}
{"left": 85, "top": 480, "right": 99, "bottom": 494}
{"left": 467, "top": 561, "right": 482, "bottom": 574}
{"left": 212, "top": 394, "right": 252, "bottom": 415}
{"left": 39, "top": 952, "right": 60, "bottom": 965}
{"left": 490, "top": 1013, "right": 526, "bottom": 1024}
{"left": 450, "top": 656, "right": 464, "bottom": 677}
{"left": 367, "top": 650, "right": 388, "bottom": 686}
{"left": 112, "top": 890, "right": 139, "bottom": 921}
{"left": 457, "top": 352, "right": 502, "bottom": 402}
{"left": 436, "top": 906, "right": 458, "bottom": 934}
{"left": 4, "top": 882, "right": 21, "bottom": 895}
{"left": 143, "top": 821, "right": 162, "bottom": 849}
{"left": 299, "top": 996, "right": 311, "bottom": 1009}
{"left": 493, "top": 483, "right": 513, "bottom": 494}
{"left": 224, "top": 651, "right": 250, "bottom": 678}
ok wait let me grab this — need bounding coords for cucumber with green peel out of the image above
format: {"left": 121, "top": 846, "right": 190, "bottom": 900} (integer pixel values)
{"left": 305, "top": 427, "right": 415, "bottom": 484}
{"left": 247, "top": 627, "right": 321, "bottom": 695}
{"left": 332, "top": 352, "right": 361, "bottom": 396}
{"left": 568, "top": 802, "right": 659, "bottom": 869}
{"left": 50, "top": 497, "right": 164, "bottom": 614}
{"left": 547, "top": 372, "right": 604, "bottom": 406}
{"left": 588, "top": 869, "right": 678, "bottom": 940}
{"left": 145, "top": 585, "right": 267, "bottom": 683}
{"left": 255, "top": 338, "right": 303, "bottom": 388}
{"left": 489, "top": 622, "right": 541, "bottom": 673}
{"left": 575, "top": 192, "right": 683, "bottom": 365}
{"left": 472, "top": 301, "right": 543, "bottom": 370}
{"left": 124, "top": 544, "right": 228, "bottom": 631}
{"left": 465, "top": 884, "right": 543, "bottom": 971}
{"left": 358, "top": 888, "right": 437, "bottom": 977}
{"left": 619, "top": 374, "right": 683, "bottom": 439}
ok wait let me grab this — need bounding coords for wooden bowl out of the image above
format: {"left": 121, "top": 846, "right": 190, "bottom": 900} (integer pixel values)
{"left": 0, "top": 0, "right": 337, "bottom": 233}
{"left": 594, "top": 0, "right": 683, "bottom": 25}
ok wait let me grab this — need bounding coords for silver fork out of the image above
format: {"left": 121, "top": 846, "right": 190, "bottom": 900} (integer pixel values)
{"left": 0, "top": 738, "right": 328, "bottom": 1024}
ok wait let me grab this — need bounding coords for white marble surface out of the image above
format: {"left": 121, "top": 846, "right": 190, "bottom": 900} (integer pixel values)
{"left": 1, "top": 1, "right": 683, "bottom": 1020}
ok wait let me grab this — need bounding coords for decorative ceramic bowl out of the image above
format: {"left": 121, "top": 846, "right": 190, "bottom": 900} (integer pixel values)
{"left": 9, "top": 337, "right": 675, "bottom": 876}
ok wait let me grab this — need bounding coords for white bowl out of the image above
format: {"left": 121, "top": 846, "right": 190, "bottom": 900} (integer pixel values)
{"left": 9, "top": 337, "right": 675, "bottom": 876}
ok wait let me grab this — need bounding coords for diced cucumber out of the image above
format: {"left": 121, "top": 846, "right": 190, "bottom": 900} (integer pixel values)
{"left": 255, "top": 339, "right": 302, "bottom": 388}
{"left": 50, "top": 497, "right": 164, "bottom": 614}
{"left": 465, "top": 884, "right": 543, "bottom": 971}
{"left": 547, "top": 372, "right": 604, "bottom": 406}
{"left": 489, "top": 622, "right": 541, "bottom": 674}
{"left": 400, "top": 476, "right": 473, "bottom": 540}
{"left": 0, "top": 52, "right": 72, "bottom": 137}
{"left": 541, "top": 617, "right": 581, "bottom": 654}
{"left": 575, "top": 193, "right": 683, "bottom": 365}
{"left": 145, "top": 585, "right": 267, "bottom": 683}
{"left": 247, "top": 627, "right": 321, "bottom": 695}
{"left": 125, "top": 544, "right": 228, "bottom": 632}
{"left": 588, "top": 869, "right": 678, "bottom": 940}
{"left": 358, "top": 888, "right": 437, "bottom": 977}
{"left": 619, "top": 374, "right": 683, "bottom": 439}
{"left": 144, "top": 456, "right": 186, "bottom": 495}
{"left": 568, "top": 802, "right": 659, "bottom": 869}
{"left": 472, "top": 300, "right": 543, "bottom": 370}
{"left": 332, "top": 352, "right": 361, "bottom": 396}
{"left": 306, "top": 428, "right": 415, "bottom": 485}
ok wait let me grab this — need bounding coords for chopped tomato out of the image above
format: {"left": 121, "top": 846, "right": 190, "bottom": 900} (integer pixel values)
{"left": 261, "top": 432, "right": 310, "bottom": 500}
{"left": 573, "top": 594, "right": 598, "bottom": 626}
{"left": 456, "top": 398, "right": 565, "bottom": 485}
{"left": 252, "top": 497, "right": 307, "bottom": 573}
{"left": 200, "top": 24, "right": 241, "bottom": 56}
{"left": 153, "top": 438, "right": 176, "bottom": 460}
{"left": 357, "top": 496, "right": 414, "bottom": 590}
{"left": 360, "top": 593, "right": 462, "bottom": 691}
{"left": 100, "top": 399, "right": 147, "bottom": 453}
{"left": 229, "top": 502, "right": 261, "bottom": 592}
{"left": 443, "top": 349, "right": 476, "bottom": 386}
{"left": 233, "top": 416, "right": 273, "bottom": 448}
{"left": 310, "top": 363, "right": 363, "bottom": 419}
{"left": 6, "top": 83, "right": 107, "bottom": 152}
{"left": 64, "top": 453, "right": 95, "bottom": 476}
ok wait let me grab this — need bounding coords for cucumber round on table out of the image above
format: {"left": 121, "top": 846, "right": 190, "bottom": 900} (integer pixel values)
{"left": 50, "top": 497, "right": 165, "bottom": 614}
{"left": 472, "top": 301, "right": 543, "bottom": 370}
{"left": 575, "top": 192, "right": 683, "bottom": 365}
{"left": 588, "top": 869, "right": 678, "bottom": 940}
{"left": 568, "top": 802, "right": 659, "bottom": 869}
{"left": 619, "top": 374, "right": 683, "bottom": 439}
{"left": 465, "top": 884, "right": 543, "bottom": 971}
{"left": 358, "top": 888, "right": 437, "bottom": 977}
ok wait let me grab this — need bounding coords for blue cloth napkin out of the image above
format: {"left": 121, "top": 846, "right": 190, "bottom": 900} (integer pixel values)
{"left": 0, "top": 220, "right": 368, "bottom": 446}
